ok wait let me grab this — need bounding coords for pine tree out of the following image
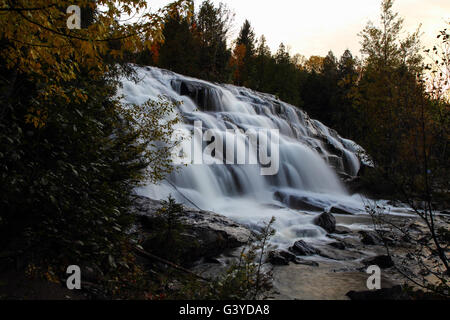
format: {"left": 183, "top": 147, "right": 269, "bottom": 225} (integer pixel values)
{"left": 158, "top": 13, "right": 200, "bottom": 77}
{"left": 196, "top": 0, "right": 233, "bottom": 82}
{"left": 232, "top": 20, "right": 256, "bottom": 86}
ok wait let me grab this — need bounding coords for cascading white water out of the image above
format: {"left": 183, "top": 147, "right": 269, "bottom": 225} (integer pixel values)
{"left": 120, "top": 66, "right": 381, "bottom": 247}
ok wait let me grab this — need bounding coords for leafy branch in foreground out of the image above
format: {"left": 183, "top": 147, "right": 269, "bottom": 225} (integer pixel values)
{"left": 118, "top": 96, "right": 181, "bottom": 183}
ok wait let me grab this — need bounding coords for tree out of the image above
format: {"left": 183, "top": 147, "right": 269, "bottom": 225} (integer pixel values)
{"left": 334, "top": 50, "right": 360, "bottom": 138}
{"left": 291, "top": 53, "right": 307, "bottom": 70}
{"left": 158, "top": 11, "right": 200, "bottom": 76}
{"left": 304, "top": 55, "right": 325, "bottom": 73}
{"left": 271, "top": 43, "right": 301, "bottom": 106}
{"left": 232, "top": 19, "right": 256, "bottom": 86}
{"left": 359, "top": 0, "right": 422, "bottom": 72}
{"left": 356, "top": 2, "right": 449, "bottom": 296}
{"left": 196, "top": 0, "right": 233, "bottom": 82}
{"left": 356, "top": 0, "right": 423, "bottom": 185}
{"left": 236, "top": 19, "right": 256, "bottom": 57}
{"left": 252, "top": 35, "right": 273, "bottom": 91}
{"left": 230, "top": 43, "right": 247, "bottom": 86}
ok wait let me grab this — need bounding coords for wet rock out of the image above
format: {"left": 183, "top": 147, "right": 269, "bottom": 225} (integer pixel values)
{"left": 268, "top": 251, "right": 291, "bottom": 266}
{"left": 268, "top": 250, "right": 315, "bottom": 266}
{"left": 362, "top": 255, "right": 394, "bottom": 269}
{"left": 329, "top": 241, "right": 346, "bottom": 250}
{"left": 327, "top": 234, "right": 358, "bottom": 249}
{"left": 330, "top": 206, "right": 357, "bottom": 215}
{"left": 323, "top": 139, "right": 343, "bottom": 157}
{"left": 313, "top": 212, "right": 336, "bottom": 233}
{"left": 346, "top": 285, "right": 408, "bottom": 300}
{"left": 327, "top": 155, "right": 343, "bottom": 170}
{"left": 171, "top": 79, "right": 222, "bottom": 111}
{"left": 278, "top": 250, "right": 298, "bottom": 261}
{"left": 337, "top": 172, "right": 353, "bottom": 181}
{"left": 132, "top": 195, "right": 251, "bottom": 265}
{"left": 359, "top": 230, "right": 382, "bottom": 245}
{"left": 334, "top": 226, "right": 352, "bottom": 235}
{"left": 289, "top": 240, "right": 319, "bottom": 256}
{"left": 315, "top": 245, "right": 364, "bottom": 261}
{"left": 274, "top": 191, "right": 324, "bottom": 212}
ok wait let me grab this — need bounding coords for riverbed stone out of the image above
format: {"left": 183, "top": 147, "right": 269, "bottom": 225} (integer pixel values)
{"left": 289, "top": 240, "right": 319, "bottom": 256}
{"left": 314, "top": 212, "right": 336, "bottom": 233}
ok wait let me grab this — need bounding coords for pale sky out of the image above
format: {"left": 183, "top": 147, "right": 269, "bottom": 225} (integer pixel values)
{"left": 146, "top": 0, "right": 450, "bottom": 58}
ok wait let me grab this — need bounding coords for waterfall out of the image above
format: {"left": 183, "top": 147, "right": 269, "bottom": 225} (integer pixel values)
{"left": 120, "top": 66, "right": 373, "bottom": 246}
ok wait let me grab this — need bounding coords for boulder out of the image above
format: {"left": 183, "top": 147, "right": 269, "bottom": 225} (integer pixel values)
{"left": 268, "top": 252, "right": 289, "bottom": 266}
{"left": 359, "top": 230, "right": 382, "bottom": 245}
{"left": 289, "top": 240, "right": 319, "bottom": 256}
{"left": 334, "top": 226, "right": 352, "bottom": 235}
{"left": 362, "top": 255, "right": 394, "bottom": 269}
{"left": 329, "top": 241, "right": 346, "bottom": 250}
{"left": 313, "top": 212, "right": 336, "bottom": 233}
{"left": 267, "top": 250, "right": 297, "bottom": 266}
{"left": 132, "top": 195, "right": 252, "bottom": 265}
{"left": 274, "top": 191, "right": 324, "bottom": 212}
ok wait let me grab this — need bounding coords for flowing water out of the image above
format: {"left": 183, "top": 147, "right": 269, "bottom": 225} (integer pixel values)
{"left": 120, "top": 66, "right": 407, "bottom": 248}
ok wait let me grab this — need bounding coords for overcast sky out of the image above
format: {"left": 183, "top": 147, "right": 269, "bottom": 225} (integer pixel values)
{"left": 147, "top": 0, "right": 450, "bottom": 58}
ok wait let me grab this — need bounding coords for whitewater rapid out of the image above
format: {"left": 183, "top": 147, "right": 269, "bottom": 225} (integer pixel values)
{"left": 119, "top": 66, "right": 407, "bottom": 247}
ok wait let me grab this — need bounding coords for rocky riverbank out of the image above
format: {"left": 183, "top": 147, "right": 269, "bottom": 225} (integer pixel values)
{"left": 130, "top": 196, "right": 449, "bottom": 300}
{"left": 2, "top": 195, "right": 445, "bottom": 300}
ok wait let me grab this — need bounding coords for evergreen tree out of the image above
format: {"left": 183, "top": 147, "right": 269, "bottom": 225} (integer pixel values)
{"left": 233, "top": 20, "right": 256, "bottom": 86}
{"left": 334, "top": 49, "right": 359, "bottom": 138}
{"left": 158, "top": 13, "right": 200, "bottom": 77}
{"left": 253, "top": 35, "right": 273, "bottom": 91}
{"left": 196, "top": 0, "right": 233, "bottom": 82}
{"left": 237, "top": 20, "right": 256, "bottom": 56}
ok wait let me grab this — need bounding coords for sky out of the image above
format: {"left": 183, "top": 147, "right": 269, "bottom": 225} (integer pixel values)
{"left": 145, "top": 0, "right": 450, "bottom": 58}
